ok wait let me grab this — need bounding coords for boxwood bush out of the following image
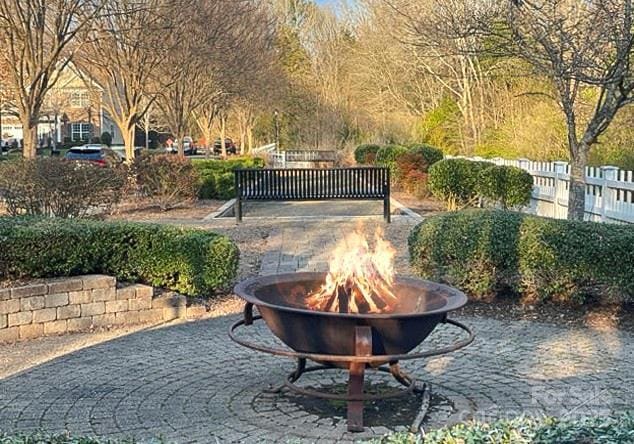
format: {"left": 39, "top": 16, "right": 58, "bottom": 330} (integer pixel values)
{"left": 477, "top": 165, "right": 533, "bottom": 209}
{"left": 408, "top": 210, "right": 634, "bottom": 304}
{"left": 0, "top": 217, "right": 239, "bottom": 297}
{"left": 193, "top": 157, "right": 264, "bottom": 200}
{"left": 408, "top": 144, "right": 444, "bottom": 166}
{"left": 373, "top": 412, "right": 634, "bottom": 444}
{"left": 427, "top": 159, "right": 491, "bottom": 209}
{"left": 354, "top": 144, "right": 381, "bottom": 164}
{"left": 376, "top": 145, "right": 410, "bottom": 184}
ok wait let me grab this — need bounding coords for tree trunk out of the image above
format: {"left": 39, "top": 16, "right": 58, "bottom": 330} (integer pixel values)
{"left": 122, "top": 126, "right": 136, "bottom": 163}
{"left": 21, "top": 116, "right": 38, "bottom": 159}
{"left": 568, "top": 148, "right": 588, "bottom": 221}
{"left": 220, "top": 116, "right": 227, "bottom": 158}
{"left": 240, "top": 130, "right": 246, "bottom": 155}
{"left": 177, "top": 132, "right": 185, "bottom": 157}
{"left": 247, "top": 128, "right": 253, "bottom": 153}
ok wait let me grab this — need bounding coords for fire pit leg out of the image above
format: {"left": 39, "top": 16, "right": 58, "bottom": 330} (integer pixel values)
{"left": 347, "top": 326, "right": 372, "bottom": 432}
{"left": 266, "top": 358, "right": 306, "bottom": 394}
{"left": 389, "top": 362, "right": 426, "bottom": 395}
{"left": 290, "top": 358, "right": 306, "bottom": 383}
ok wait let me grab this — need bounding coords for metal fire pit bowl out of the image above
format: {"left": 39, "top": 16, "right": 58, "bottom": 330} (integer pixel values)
{"left": 229, "top": 272, "right": 474, "bottom": 433}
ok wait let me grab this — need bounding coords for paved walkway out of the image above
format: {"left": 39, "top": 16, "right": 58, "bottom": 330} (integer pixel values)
{"left": 0, "top": 213, "right": 633, "bottom": 443}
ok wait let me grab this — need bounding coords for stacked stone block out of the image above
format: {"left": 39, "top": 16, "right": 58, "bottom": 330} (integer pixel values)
{"left": 0, "top": 275, "right": 190, "bottom": 343}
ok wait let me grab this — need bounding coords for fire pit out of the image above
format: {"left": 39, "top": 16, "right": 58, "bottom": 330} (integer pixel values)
{"left": 229, "top": 231, "right": 474, "bottom": 432}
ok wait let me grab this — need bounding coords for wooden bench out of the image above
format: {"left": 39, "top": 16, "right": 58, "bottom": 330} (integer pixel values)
{"left": 234, "top": 167, "right": 391, "bottom": 222}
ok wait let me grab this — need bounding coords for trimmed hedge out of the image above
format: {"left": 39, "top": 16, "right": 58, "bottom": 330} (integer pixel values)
{"left": 193, "top": 157, "right": 264, "bottom": 200}
{"left": 477, "top": 165, "right": 533, "bottom": 209}
{"left": 354, "top": 144, "right": 381, "bottom": 164}
{"left": 408, "top": 210, "right": 634, "bottom": 304}
{"left": 427, "top": 158, "right": 491, "bottom": 209}
{"left": 0, "top": 217, "right": 239, "bottom": 297}
{"left": 376, "top": 145, "right": 410, "bottom": 183}
{"left": 373, "top": 413, "right": 634, "bottom": 444}
{"left": 408, "top": 144, "right": 444, "bottom": 166}
{"left": 375, "top": 144, "right": 409, "bottom": 166}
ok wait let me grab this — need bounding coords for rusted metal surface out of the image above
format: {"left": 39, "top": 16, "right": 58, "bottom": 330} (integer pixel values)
{"left": 229, "top": 272, "right": 475, "bottom": 432}
{"left": 234, "top": 272, "right": 469, "bottom": 357}
{"left": 229, "top": 316, "right": 474, "bottom": 364}
{"left": 348, "top": 326, "right": 372, "bottom": 432}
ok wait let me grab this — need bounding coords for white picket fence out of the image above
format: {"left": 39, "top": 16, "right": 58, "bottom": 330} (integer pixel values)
{"left": 451, "top": 156, "right": 634, "bottom": 224}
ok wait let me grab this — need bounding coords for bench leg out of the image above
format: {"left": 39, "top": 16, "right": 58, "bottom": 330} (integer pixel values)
{"left": 384, "top": 196, "right": 391, "bottom": 223}
{"left": 235, "top": 197, "right": 242, "bottom": 223}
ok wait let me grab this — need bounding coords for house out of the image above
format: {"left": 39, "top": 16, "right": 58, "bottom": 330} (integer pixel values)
{"left": 0, "top": 64, "right": 123, "bottom": 146}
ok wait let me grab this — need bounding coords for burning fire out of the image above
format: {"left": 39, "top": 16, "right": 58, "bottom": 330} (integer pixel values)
{"left": 306, "top": 228, "right": 398, "bottom": 314}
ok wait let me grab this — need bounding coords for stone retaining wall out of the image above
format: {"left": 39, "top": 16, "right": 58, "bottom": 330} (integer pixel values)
{"left": 0, "top": 275, "right": 199, "bottom": 343}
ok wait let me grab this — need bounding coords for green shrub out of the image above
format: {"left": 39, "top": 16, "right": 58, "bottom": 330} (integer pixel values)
{"left": 408, "top": 144, "right": 444, "bottom": 166}
{"left": 477, "top": 165, "right": 533, "bottom": 209}
{"left": 0, "top": 217, "right": 239, "bottom": 297}
{"left": 354, "top": 144, "right": 381, "bottom": 164}
{"left": 372, "top": 412, "right": 634, "bottom": 444}
{"left": 131, "top": 153, "right": 199, "bottom": 210}
{"left": 193, "top": 156, "right": 264, "bottom": 199}
{"left": 0, "top": 158, "right": 125, "bottom": 218}
{"left": 376, "top": 145, "right": 410, "bottom": 184}
{"left": 216, "top": 172, "right": 235, "bottom": 200}
{"left": 408, "top": 210, "right": 634, "bottom": 304}
{"left": 427, "top": 158, "right": 490, "bottom": 209}
{"left": 375, "top": 144, "right": 409, "bottom": 165}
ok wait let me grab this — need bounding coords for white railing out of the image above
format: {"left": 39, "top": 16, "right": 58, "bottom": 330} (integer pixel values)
{"left": 449, "top": 156, "right": 634, "bottom": 224}
{"left": 252, "top": 143, "right": 277, "bottom": 154}
{"left": 263, "top": 148, "right": 338, "bottom": 169}
{"left": 269, "top": 152, "right": 286, "bottom": 168}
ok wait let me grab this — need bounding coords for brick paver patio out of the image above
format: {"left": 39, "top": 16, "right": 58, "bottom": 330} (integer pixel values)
{"left": 0, "top": 214, "right": 632, "bottom": 443}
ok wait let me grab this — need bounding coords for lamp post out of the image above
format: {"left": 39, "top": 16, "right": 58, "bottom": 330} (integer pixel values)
{"left": 273, "top": 109, "right": 280, "bottom": 151}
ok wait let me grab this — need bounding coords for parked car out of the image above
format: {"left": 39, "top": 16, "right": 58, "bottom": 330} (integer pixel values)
{"left": 213, "top": 138, "right": 237, "bottom": 155}
{"left": 166, "top": 137, "right": 197, "bottom": 155}
{"left": 64, "top": 145, "right": 123, "bottom": 166}
{"left": 111, "top": 145, "right": 142, "bottom": 161}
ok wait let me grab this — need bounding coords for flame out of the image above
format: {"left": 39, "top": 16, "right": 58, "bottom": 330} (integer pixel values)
{"left": 306, "top": 228, "right": 398, "bottom": 314}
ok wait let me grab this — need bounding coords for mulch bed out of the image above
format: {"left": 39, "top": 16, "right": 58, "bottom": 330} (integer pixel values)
{"left": 457, "top": 298, "right": 634, "bottom": 332}
{"left": 109, "top": 199, "right": 223, "bottom": 221}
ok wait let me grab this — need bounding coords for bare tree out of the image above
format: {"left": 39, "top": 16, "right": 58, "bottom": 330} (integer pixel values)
{"left": 0, "top": 0, "right": 101, "bottom": 158}
{"left": 506, "top": 0, "right": 634, "bottom": 220}
{"left": 76, "top": 0, "right": 183, "bottom": 161}
{"left": 193, "top": 95, "right": 223, "bottom": 155}
{"left": 399, "top": 0, "right": 634, "bottom": 220}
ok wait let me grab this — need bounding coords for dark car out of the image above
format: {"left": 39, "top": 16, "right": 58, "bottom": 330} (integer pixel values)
{"left": 64, "top": 145, "right": 123, "bottom": 166}
{"left": 213, "top": 138, "right": 237, "bottom": 155}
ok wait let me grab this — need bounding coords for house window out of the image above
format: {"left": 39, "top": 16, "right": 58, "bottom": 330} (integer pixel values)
{"left": 70, "top": 91, "right": 90, "bottom": 108}
{"left": 71, "top": 123, "right": 92, "bottom": 141}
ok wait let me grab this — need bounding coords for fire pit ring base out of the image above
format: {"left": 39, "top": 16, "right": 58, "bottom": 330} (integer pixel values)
{"left": 230, "top": 308, "right": 474, "bottom": 432}
{"left": 273, "top": 360, "right": 420, "bottom": 402}
{"left": 274, "top": 359, "right": 433, "bottom": 434}
{"left": 229, "top": 308, "right": 475, "bottom": 364}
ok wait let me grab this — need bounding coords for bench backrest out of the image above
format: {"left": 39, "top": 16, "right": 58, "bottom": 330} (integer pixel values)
{"left": 235, "top": 167, "right": 389, "bottom": 200}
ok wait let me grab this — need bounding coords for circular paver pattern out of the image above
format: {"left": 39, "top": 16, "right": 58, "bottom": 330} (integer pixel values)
{"left": 0, "top": 313, "right": 632, "bottom": 443}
